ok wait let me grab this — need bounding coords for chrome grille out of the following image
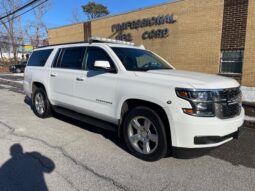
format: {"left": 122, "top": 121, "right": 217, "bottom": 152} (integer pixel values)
{"left": 214, "top": 87, "right": 242, "bottom": 119}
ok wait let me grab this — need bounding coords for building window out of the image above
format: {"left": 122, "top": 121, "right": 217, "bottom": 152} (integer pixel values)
{"left": 220, "top": 50, "right": 244, "bottom": 74}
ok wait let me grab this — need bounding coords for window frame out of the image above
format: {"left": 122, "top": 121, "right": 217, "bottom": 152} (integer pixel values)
{"left": 52, "top": 49, "right": 62, "bottom": 68}
{"left": 52, "top": 47, "right": 87, "bottom": 70}
{"left": 111, "top": 47, "right": 173, "bottom": 71}
{"left": 219, "top": 49, "right": 244, "bottom": 74}
{"left": 84, "top": 46, "right": 118, "bottom": 73}
{"left": 27, "top": 49, "right": 53, "bottom": 67}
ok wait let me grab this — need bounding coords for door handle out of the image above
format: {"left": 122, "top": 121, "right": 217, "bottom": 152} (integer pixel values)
{"left": 50, "top": 74, "right": 57, "bottom": 77}
{"left": 76, "top": 77, "right": 85, "bottom": 81}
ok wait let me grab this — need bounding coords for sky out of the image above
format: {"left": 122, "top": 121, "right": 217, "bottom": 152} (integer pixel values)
{"left": 22, "top": 0, "right": 176, "bottom": 29}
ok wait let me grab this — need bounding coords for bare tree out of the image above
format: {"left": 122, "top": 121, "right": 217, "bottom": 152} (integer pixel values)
{"left": 70, "top": 7, "right": 83, "bottom": 23}
{"left": 25, "top": 2, "right": 50, "bottom": 48}
{"left": 0, "top": 0, "right": 50, "bottom": 63}
{"left": 0, "top": 0, "right": 22, "bottom": 62}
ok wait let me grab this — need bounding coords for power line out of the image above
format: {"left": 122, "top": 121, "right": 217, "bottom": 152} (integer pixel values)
{"left": 0, "top": 0, "right": 49, "bottom": 25}
{"left": 0, "top": 0, "right": 41, "bottom": 21}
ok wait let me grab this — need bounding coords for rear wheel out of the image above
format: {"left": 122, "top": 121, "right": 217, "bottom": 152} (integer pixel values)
{"left": 32, "top": 88, "right": 52, "bottom": 118}
{"left": 123, "top": 107, "right": 168, "bottom": 161}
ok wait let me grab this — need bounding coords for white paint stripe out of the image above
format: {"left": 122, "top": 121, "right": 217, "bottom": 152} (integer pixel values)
{"left": 0, "top": 78, "right": 23, "bottom": 84}
{"left": 0, "top": 73, "right": 24, "bottom": 77}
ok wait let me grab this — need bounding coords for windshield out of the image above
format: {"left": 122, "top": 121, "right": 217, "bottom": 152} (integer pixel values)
{"left": 111, "top": 47, "right": 173, "bottom": 71}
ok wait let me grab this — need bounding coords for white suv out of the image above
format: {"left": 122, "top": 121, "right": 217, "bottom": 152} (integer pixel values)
{"left": 24, "top": 38, "right": 244, "bottom": 161}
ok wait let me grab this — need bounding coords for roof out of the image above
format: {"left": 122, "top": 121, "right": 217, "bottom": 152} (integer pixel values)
{"left": 35, "top": 42, "right": 143, "bottom": 51}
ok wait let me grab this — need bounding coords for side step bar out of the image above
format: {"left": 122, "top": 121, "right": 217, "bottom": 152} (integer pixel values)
{"left": 53, "top": 106, "right": 117, "bottom": 132}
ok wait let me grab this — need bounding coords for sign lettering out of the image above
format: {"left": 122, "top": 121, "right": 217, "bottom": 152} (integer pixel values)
{"left": 112, "top": 14, "right": 176, "bottom": 32}
{"left": 112, "top": 14, "right": 176, "bottom": 41}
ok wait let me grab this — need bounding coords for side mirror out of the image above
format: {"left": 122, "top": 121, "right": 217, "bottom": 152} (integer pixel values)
{"left": 93, "top": 61, "right": 116, "bottom": 73}
{"left": 94, "top": 60, "right": 111, "bottom": 69}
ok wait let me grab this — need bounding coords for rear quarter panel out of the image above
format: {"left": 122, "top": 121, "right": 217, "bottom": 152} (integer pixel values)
{"left": 23, "top": 48, "right": 58, "bottom": 102}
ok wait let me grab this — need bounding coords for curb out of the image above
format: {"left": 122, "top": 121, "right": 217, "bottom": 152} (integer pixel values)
{"left": 0, "top": 79, "right": 23, "bottom": 89}
{"left": 243, "top": 104, "right": 255, "bottom": 117}
{"left": 0, "top": 78, "right": 23, "bottom": 85}
{"left": 244, "top": 115, "right": 255, "bottom": 129}
{"left": 243, "top": 102, "right": 255, "bottom": 128}
{"left": 244, "top": 120, "right": 255, "bottom": 129}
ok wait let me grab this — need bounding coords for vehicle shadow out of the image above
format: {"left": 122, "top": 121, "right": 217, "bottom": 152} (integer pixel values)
{"left": 208, "top": 128, "right": 255, "bottom": 169}
{"left": 24, "top": 96, "right": 255, "bottom": 164}
{"left": 0, "top": 144, "right": 55, "bottom": 191}
{"left": 24, "top": 97, "right": 129, "bottom": 154}
{"left": 54, "top": 112, "right": 129, "bottom": 152}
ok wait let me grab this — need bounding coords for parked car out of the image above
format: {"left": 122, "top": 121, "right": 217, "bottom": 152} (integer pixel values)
{"left": 9, "top": 62, "right": 27, "bottom": 73}
{"left": 24, "top": 37, "right": 244, "bottom": 161}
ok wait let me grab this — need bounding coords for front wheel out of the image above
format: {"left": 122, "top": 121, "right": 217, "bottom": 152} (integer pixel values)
{"left": 32, "top": 88, "right": 52, "bottom": 118}
{"left": 123, "top": 107, "right": 168, "bottom": 161}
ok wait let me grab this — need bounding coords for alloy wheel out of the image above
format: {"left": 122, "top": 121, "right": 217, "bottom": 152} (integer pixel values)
{"left": 127, "top": 116, "right": 159, "bottom": 155}
{"left": 34, "top": 92, "right": 45, "bottom": 115}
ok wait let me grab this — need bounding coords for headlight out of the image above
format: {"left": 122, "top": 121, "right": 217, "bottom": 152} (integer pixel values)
{"left": 176, "top": 88, "right": 215, "bottom": 117}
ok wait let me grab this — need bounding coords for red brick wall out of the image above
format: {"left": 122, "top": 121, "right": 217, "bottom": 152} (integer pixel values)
{"left": 221, "top": 0, "right": 249, "bottom": 50}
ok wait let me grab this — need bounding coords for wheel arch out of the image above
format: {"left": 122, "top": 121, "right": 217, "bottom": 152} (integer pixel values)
{"left": 32, "top": 81, "right": 52, "bottom": 104}
{"left": 118, "top": 98, "right": 172, "bottom": 148}
{"left": 32, "top": 81, "right": 46, "bottom": 94}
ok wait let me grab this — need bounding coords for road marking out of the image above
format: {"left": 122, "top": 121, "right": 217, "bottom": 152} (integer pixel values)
{"left": 0, "top": 77, "right": 23, "bottom": 84}
{"left": 0, "top": 73, "right": 24, "bottom": 77}
{"left": 0, "top": 84, "right": 13, "bottom": 88}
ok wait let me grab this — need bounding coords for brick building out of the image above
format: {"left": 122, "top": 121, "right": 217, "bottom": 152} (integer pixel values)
{"left": 48, "top": 0, "right": 255, "bottom": 87}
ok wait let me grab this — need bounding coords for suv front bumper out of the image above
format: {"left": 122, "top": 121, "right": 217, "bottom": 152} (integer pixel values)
{"left": 171, "top": 126, "right": 244, "bottom": 159}
{"left": 194, "top": 125, "right": 244, "bottom": 144}
{"left": 165, "top": 107, "right": 245, "bottom": 149}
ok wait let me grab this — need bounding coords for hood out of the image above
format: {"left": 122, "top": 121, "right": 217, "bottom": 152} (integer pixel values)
{"left": 134, "top": 70, "right": 239, "bottom": 89}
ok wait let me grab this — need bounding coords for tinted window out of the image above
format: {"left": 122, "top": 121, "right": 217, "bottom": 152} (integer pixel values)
{"left": 60, "top": 47, "right": 86, "bottom": 70}
{"left": 85, "top": 47, "right": 115, "bottom": 70}
{"left": 27, "top": 49, "right": 53, "bottom": 67}
{"left": 112, "top": 48, "right": 172, "bottom": 71}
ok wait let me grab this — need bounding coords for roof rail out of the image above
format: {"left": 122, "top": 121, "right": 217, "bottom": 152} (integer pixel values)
{"left": 37, "top": 37, "right": 135, "bottom": 49}
{"left": 37, "top": 41, "right": 88, "bottom": 49}
{"left": 89, "top": 37, "right": 135, "bottom": 46}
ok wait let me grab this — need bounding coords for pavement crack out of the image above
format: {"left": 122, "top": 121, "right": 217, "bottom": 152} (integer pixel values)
{"left": 60, "top": 147, "right": 130, "bottom": 191}
{"left": 0, "top": 120, "right": 129, "bottom": 191}
{"left": 0, "top": 121, "right": 15, "bottom": 132}
{"left": 160, "top": 183, "right": 171, "bottom": 191}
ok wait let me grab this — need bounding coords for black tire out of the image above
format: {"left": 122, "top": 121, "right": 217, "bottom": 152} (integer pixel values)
{"left": 32, "top": 88, "right": 52, "bottom": 118}
{"left": 123, "top": 106, "right": 168, "bottom": 161}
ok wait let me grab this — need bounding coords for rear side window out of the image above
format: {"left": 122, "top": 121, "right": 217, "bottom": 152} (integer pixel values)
{"left": 59, "top": 47, "right": 86, "bottom": 70}
{"left": 27, "top": 49, "right": 53, "bottom": 67}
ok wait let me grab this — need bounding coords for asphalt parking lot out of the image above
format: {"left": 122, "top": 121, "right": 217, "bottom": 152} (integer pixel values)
{"left": 0, "top": 74, "right": 255, "bottom": 191}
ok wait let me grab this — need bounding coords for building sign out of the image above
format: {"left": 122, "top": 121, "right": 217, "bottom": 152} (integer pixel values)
{"left": 24, "top": 45, "right": 33, "bottom": 52}
{"left": 111, "top": 14, "right": 176, "bottom": 41}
